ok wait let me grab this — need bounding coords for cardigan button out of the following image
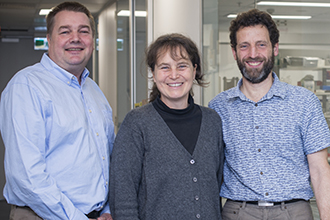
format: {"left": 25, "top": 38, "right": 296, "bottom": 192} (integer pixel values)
{"left": 190, "top": 159, "right": 195, "bottom": 164}
{"left": 193, "top": 177, "right": 197, "bottom": 182}
{"left": 196, "top": 214, "right": 200, "bottom": 218}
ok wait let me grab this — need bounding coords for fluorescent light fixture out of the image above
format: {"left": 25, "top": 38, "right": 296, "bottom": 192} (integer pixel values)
{"left": 118, "top": 10, "right": 130, "bottom": 16}
{"left": 39, "top": 9, "right": 51, "bottom": 15}
{"left": 257, "top": 1, "right": 330, "bottom": 7}
{"left": 271, "top": 15, "right": 311, "bottom": 19}
{"left": 227, "top": 14, "right": 311, "bottom": 20}
{"left": 117, "top": 10, "right": 147, "bottom": 17}
{"left": 34, "top": 26, "right": 47, "bottom": 31}
{"left": 227, "top": 14, "right": 238, "bottom": 18}
{"left": 2, "top": 38, "right": 19, "bottom": 43}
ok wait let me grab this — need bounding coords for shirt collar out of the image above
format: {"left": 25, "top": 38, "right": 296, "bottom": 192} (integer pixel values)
{"left": 227, "top": 72, "right": 287, "bottom": 102}
{"left": 40, "top": 53, "right": 90, "bottom": 86}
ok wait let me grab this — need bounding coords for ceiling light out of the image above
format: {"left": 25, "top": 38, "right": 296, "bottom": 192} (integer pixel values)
{"left": 227, "top": 14, "right": 311, "bottom": 20}
{"left": 117, "top": 10, "right": 147, "bottom": 17}
{"left": 257, "top": 1, "right": 330, "bottom": 7}
{"left": 2, "top": 38, "right": 19, "bottom": 43}
{"left": 39, "top": 9, "right": 51, "bottom": 15}
{"left": 271, "top": 15, "right": 311, "bottom": 19}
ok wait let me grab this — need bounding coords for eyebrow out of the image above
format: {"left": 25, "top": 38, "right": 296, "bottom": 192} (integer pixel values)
{"left": 238, "top": 40, "right": 268, "bottom": 45}
{"left": 58, "top": 25, "right": 91, "bottom": 31}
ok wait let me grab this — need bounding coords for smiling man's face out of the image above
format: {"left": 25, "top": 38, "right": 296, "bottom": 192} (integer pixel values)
{"left": 232, "top": 24, "right": 278, "bottom": 84}
{"left": 47, "top": 10, "right": 94, "bottom": 77}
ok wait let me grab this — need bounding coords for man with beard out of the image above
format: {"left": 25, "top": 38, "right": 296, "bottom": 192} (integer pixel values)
{"left": 209, "top": 9, "right": 330, "bottom": 220}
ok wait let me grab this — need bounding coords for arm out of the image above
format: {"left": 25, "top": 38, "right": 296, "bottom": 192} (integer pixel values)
{"left": 308, "top": 148, "right": 330, "bottom": 220}
{"left": 0, "top": 84, "right": 88, "bottom": 220}
{"left": 109, "top": 114, "right": 144, "bottom": 220}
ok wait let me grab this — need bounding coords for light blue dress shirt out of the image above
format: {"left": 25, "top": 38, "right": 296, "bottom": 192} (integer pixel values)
{"left": 0, "top": 53, "right": 115, "bottom": 219}
{"left": 209, "top": 73, "right": 330, "bottom": 202}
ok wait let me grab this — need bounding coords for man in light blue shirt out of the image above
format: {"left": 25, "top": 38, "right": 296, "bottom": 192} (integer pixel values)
{"left": 0, "top": 2, "right": 114, "bottom": 220}
{"left": 209, "top": 9, "right": 330, "bottom": 220}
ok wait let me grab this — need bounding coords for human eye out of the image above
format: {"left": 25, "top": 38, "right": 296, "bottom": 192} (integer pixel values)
{"left": 159, "top": 65, "right": 169, "bottom": 70}
{"left": 59, "top": 28, "right": 70, "bottom": 35}
{"left": 178, "top": 64, "right": 188, "bottom": 70}
{"left": 80, "top": 27, "right": 90, "bottom": 34}
{"left": 60, "top": 30, "right": 69, "bottom": 34}
{"left": 239, "top": 44, "right": 248, "bottom": 50}
{"left": 258, "top": 42, "right": 267, "bottom": 48}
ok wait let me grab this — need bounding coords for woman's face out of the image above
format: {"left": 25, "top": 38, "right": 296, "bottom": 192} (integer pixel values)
{"left": 153, "top": 48, "right": 196, "bottom": 109}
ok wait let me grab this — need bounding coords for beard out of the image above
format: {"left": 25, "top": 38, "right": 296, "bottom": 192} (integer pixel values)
{"left": 236, "top": 52, "right": 274, "bottom": 84}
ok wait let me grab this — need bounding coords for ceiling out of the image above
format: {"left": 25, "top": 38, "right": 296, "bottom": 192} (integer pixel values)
{"left": 1, "top": 0, "right": 330, "bottom": 38}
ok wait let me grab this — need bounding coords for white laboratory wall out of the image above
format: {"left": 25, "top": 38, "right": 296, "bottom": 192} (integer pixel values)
{"left": 151, "top": 0, "right": 203, "bottom": 104}
{"left": 98, "top": 3, "right": 117, "bottom": 123}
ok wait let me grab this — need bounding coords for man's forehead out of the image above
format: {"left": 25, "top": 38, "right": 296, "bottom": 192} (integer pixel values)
{"left": 54, "top": 11, "right": 90, "bottom": 24}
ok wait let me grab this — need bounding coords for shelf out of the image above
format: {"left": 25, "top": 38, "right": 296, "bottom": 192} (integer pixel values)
{"left": 315, "top": 92, "right": 330, "bottom": 96}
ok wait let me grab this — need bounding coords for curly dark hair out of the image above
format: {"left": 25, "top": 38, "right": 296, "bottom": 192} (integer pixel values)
{"left": 46, "top": 1, "right": 95, "bottom": 38}
{"left": 146, "top": 33, "right": 208, "bottom": 102}
{"left": 229, "top": 9, "right": 279, "bottom": 50}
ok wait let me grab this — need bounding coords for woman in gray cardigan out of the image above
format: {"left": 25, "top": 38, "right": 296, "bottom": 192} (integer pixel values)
{"left": 109, "top": 33, "right": 224, "bottom": 220}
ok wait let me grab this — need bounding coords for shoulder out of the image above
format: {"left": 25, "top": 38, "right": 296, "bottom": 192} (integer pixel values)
{"left": 126, "top": 103, "right": 155, "bottom": 117}
{"left": 209, "top": 88, "right": 235, "bottom": 108}
{"left": 2, "top": 63, "right": 44, "bottom": 95}
{"left": 117, "top": 103, "right": 159, "bottom": 135}
{"left": 199, "top": 105, "right": 220, "bottom": 117}
{"left": 198, "top": 105, "right": 222, "bottom": 124}
{"left": 121, "top": 103, "right": 156, "bottom": 125}
{"left": 282, "top": 83, "right": 319, "bottom": 104}
{"left": 283, "top": 82, "right": 313, "bottom": 95}
{"left": 8, "top": 63, "right": 43, "bottom": 84}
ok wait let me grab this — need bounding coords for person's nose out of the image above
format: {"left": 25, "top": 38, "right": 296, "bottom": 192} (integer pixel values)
{"left": 169, "top": 68, "right": 179, "bottom": 79}
{"left": 248, "top": 46, "right": 258, "bottom": 58}
{"left": 70, "top": 31, "right": 80, "bottom": 43}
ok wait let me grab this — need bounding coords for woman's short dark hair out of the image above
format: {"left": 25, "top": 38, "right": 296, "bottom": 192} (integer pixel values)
{"left": 46, "top": 1, "right": 95, "bottom": 38}
{"left": 229, "top": 9, "right": 279, "bottom": 50}
{"left": 146, "top": 33, "right": 207, "bottom": 102}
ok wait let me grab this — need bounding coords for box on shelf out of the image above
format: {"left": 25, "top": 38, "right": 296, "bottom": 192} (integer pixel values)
{"left": 284, "top": 56, "right": 322, "bottom": 68}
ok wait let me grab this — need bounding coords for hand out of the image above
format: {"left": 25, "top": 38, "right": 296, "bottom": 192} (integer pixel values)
{"left": 97, "top": 213, "right": 113, "bottom": 220}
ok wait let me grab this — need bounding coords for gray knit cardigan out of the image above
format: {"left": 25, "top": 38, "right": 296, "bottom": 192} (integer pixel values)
{"left": 109, "top": 103, "right": 224, "bottom": 220}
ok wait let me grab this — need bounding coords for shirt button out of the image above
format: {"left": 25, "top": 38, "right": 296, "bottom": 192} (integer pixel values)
{"left": 96, "top": 132, "right": 99, "bottom": 136}
{"left": 106, "top": 181, "right": 108, "bottom": 185}
{"left": 193, "top": 177, "right": 197, "bottom": 182}
{"left": 89, "top": 109, "right": 92, "bottom": 113}
{"left": 195, "top": 196, "right": 199, "bottom": 201}
{"left": 190, "top": 159, "right": 195, "bottom": 164}
{"left": 258, "top": 149, "right": 261, "bottom": 152}
{"left": 102, "top": 156, "right": 105, "bottom": 160}
{"left": 260, "top": 171, "right": 263, "bottom": 175}
{"left": 196, "top": 214, "right": 200, "bottom": 218}
{"left": 255, "top": 126, "right": 259, "bottom": 129}
{"left": 265, "top": 192, "right": 269, "bottom": 196}
{"left": 67, "top": 81, "right": 70, "bottom": 84}
{"left": 255, "top": 103, "right": 258, "bottom": 107}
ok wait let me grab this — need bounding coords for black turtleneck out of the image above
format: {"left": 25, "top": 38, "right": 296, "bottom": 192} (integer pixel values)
{"left": 152, "top": 95, "right": 202, "bottom": 155}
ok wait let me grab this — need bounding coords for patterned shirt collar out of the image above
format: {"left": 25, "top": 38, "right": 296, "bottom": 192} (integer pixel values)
{"left": 227, "top": 72, "right": 287, "bottom": 102}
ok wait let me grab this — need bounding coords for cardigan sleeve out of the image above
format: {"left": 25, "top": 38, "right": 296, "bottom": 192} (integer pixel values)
{"left": 109, "top": 112, "right": 144, "bottom": 220}
{"left": 217, "top": 114, "right": 225, "bottom": 193}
